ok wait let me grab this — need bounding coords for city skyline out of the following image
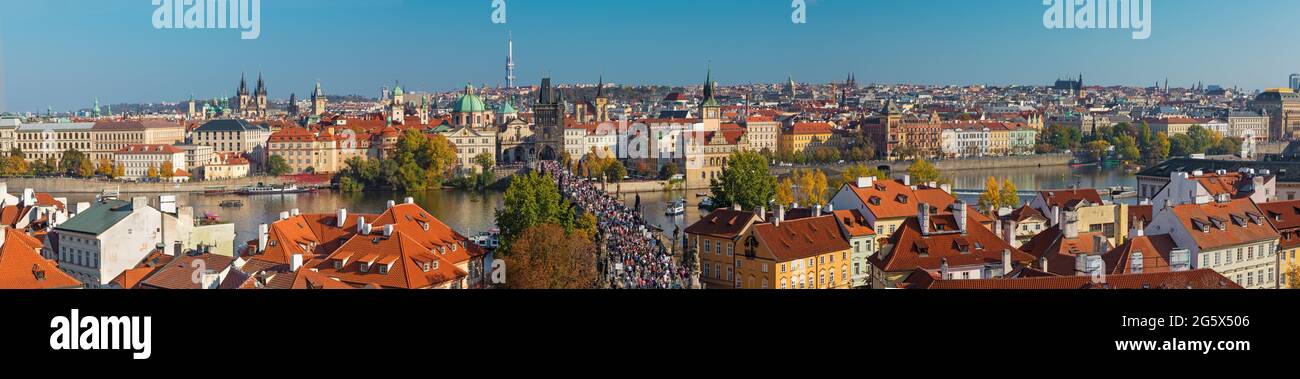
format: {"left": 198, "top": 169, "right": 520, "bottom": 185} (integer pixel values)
{"left": 4, "top": 0, "right": 1300, "bottom": 112}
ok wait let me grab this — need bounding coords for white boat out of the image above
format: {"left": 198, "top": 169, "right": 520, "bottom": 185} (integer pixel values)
{"left": 698, "top": 197, "right": 715, "bottom": 209}
{"left": 665, "top": 199, "right": 686, "bottom": 216}
{"left": 471, "top": 229, "right": 500, "bottom": 250}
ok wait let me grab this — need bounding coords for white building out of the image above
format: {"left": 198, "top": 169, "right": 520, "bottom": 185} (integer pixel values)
{"left": 1144, "top": 197, "right": 1279, "bottom": 289}
{"left": 113, "top": 144, "right": 186, "bottom": 181}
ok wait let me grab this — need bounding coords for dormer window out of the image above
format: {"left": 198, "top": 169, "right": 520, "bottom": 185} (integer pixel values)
{"left": 378, "top": 264, "right": 389, "bottom": 274}
{"left": 896, "top": 195, "right": 909, "bottom": 204}
{"left": 869, "top": 196, "right": 881, "bottom": 206}
{"left": 359, "top": 263, "right": 370, "bottom": 273}
{"left": 432, "top": 261, "right": 439, "bottom": 270}
{"left": 421, "top": 262, "right": 432, "bottom": 272}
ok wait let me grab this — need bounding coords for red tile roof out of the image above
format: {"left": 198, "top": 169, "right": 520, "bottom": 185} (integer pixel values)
{"left": 1037, "top": 189, "right": 1104, "bottom": 209}
{"left": 1258, "top": 200, "right": 1300, "bottom": 249}
{"left": 873, "top": 215, "right": 1031, "bottom": 273}
{"left": 0, "top": 228, "right": 82, "bottom": 289}
{"left": 116, "top": 144, "right": 182, "bottom": 155}
{"left": 751, "top": 215, "right": 851, "bottom": 262}
{"left": 912, "top": 269, "right": 1241, "bottom": 289}
{"left": 685, "top": 209, "right": 759, "bottom": 239}
{"left": 1103, "top": 235, "right": 1178, "bottom": 274}
{"left": 1169, "top": 199, "right": 1278, "bottom": 251}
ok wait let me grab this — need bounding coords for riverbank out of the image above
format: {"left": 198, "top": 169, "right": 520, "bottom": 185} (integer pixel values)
{"left": 0, "top": 176, "right": 289, "bottom": 194}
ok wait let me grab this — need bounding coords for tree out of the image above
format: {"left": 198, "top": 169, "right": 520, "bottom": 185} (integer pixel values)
{"left": 1000, "top": 179, "right": 1021, "bottom": 209}
{"left": 59, "top": 149, "right": 87, "bottom": 176}
{"left": 503, "top": 224, "right": 597, "bottom": 289}
{"left": 978, "top": 177, "right": 1002, "bottom": 212}
{"left": 1151, "top": 133, "right": 1171, "bottom": 162}
{"left": 811, "top": 169, "right": 829, "bottom": 206}
{"left": 473, "top": 152, "right": 495, "bottom": 173}
{"left": 146, "top": 164, "right": 159, "bottom": 180}
{"left": 95, "top": 158, "right": 113, "bottom": 176}
{"left": 1170, "top": 134, "right": 1194, "bottom": 157}
{"left": 160, "top": 161, "right": 175, "bottom": 180}
{"left": 1085, "top": 140, "right": 1111, "bottom": 162}
{"left": 1208, "top": 137, "right": 1241, "bottom": 156}
{"left": 112, "top": 163, "right": 125, "bottom": 179}
{"left": 495, "top": 172, "right": 575, "bottom": 254}
{"left": 797, "top": 169, "right": 816, "bottom": 206}
{"left": 776, "top": 177, "right": 796, "bottom": 207}
{"left": 267, "top": 155, "right": 291, "bottom": 176}
{"left": 908, "top": 159, "right": 942, "bottom": 184}
{"left": 603, "top": 159, "right": 627, "bottom": 183}
{"left": 77, "top": 157, "right": 95, "bottom": 178}
{"left": 1186, "top": 124, "right": 1217, "bottom": 154}
{"left": 659, "top": 162, "right": 680, "bottom": 180}
{"left": 709, "top": 151, "right": 777, "bottom": 210}
{"left": 1114, "top": 134, "right": 1140, "bottom": 162}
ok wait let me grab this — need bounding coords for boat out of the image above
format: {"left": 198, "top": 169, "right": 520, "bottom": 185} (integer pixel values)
{"left": 698, "top": 197, "right": 715, "bottom": 210}
{"left": 471, "top": 229, "right": 500, "bottom": 251}
{"left": 236, "top": 183, "right": 312, "bottom": 195}
{"left": 665, "top": 199, "right": 686, "bottom": 216}
{"left": 219, "top": 200, "right": 244, "bottom": 208}
{"left": 204, "top": 186, "right": 231, "bottom": 195}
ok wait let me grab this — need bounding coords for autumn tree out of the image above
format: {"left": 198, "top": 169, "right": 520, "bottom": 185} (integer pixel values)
{"left": 503, "top": 224, "right": 597, "bottom": 289}
{"left": 77, "top": 157, "right": 95, "bottom": 178}
{"left": 908, "top": 158, "right": 947, "bottom": 185}
{"left": 96, "top": 158, "right": 113, "bottom": 176}
{"left": 161, "top": 161, "right": 175, "bottom": 180}
{"left": 978, "top": 176, "right": 1002, "bottom": 212}
{"left": 776, "top": 177, "right": 795, "bottom": 207}
{"left": 146, "top": 164, "right": 159, "bottom": 180}
{"left": 1000, "top": 179, "right": 1021, "bottom": 209}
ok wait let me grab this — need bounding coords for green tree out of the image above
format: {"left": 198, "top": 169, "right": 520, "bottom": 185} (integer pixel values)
{"left": 1150, "top": 133, "right": 1171, "bottom": 162}
{"left": 59, "top": 149, "right": 87, "bottom": 176}
{"left": 1170, "top": 134, "right": 1194, "bottom": 157}
{"left": 659, "top": 162, "right": 679, "bottom": 180}
{"left": 709, "top": 151, "right": 777, "bottom": 210}
{"left": 495, "top": 172, "right": 576, "bottom": 255}
{"left": 603, "top": 159, "right": 627, "bottom": 183}
{"left": 1114, "top": 134, "right": 1140, "bottom": 162}
{"left": 267, "top": 155, "right": 291, "bottom": 176}
{"left": 1085, "top": 140, "right": 1111, "bottom": 162}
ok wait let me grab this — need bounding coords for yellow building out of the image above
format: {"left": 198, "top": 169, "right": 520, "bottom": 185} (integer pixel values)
{"left": 1259, "top": 200, "right": 1300, "bottom": 288}
{"left": 986, "top": 124, "right": 1011, "bottom": 156}
{"left": 778, "top": 122, "right": 833, "bottom": 155}
{"left": 736, "top": 213, "right": 853, "bottom": 289}
{"left": 1028, "top": 189, "right": 1129, "bottom": 245}
{"left": 685, "top": 208, "right": 762, "bottom": 289}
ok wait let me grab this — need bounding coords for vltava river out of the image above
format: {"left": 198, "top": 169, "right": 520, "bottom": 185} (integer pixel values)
{"left": 51, "top": 164, "right": 1138, "bottom": 246}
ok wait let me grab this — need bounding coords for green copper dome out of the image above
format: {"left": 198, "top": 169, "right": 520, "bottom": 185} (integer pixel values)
{"left": 452, "top": 83, "right": 487, "bottom": 113}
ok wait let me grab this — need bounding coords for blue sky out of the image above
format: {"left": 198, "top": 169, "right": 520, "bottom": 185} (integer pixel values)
{"left": 2, "top": 0, "right": 1299, "bottom": 113}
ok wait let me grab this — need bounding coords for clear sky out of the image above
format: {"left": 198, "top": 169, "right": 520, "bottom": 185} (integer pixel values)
{"left": 2, "top": 0, "right": 1299, "bottom": 113}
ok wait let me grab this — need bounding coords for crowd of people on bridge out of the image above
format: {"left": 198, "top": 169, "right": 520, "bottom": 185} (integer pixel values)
{"left": 539, "top": 161, "right": 690, "bottom": 289}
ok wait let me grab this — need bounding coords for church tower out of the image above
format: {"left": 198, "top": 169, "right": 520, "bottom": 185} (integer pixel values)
{"left": 311, "top": 81, "right": 327, "bottom": 117}
{"left": 255, "top": 73, "right": 268, "bottom": 118}
{"left": 237, "top": 73, "right": 251, "bottom": 117}
{"left": 700, "top": 69, "right": 722, "bottom": 131}
{"left": 594, "top": 76, "right": 610, "bottom": 123}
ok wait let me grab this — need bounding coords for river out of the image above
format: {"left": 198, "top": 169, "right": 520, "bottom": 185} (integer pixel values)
{"left": 47, "top": 164, "right": 1138, "bottom": 245}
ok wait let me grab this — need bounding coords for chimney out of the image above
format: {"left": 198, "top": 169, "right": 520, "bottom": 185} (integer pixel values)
{"left": 291, "top": 254, "right": 304, "bottom": 272}
{"left": 918, "top": 203, "right": 932, "bottom": 236}
{"left": 404, "top": 197, "right": 415, "bottom": 204}
{"left": 1038, "top": 256, "right": 1049, "bottom": 273}
{"left": 1063, "top": 212, "right": 1079, "bottom": 239}
{"left": 22, "top": 188, "right": 34, "bottom": 205}
{"left": 776, "top": 205, "right": 786, "bottom": 227}
{"left": 1001, "top": 249, "right": 1012, "bottom": 276}
{"left": 732, "top": 203, "right": 742, "bottom": 211}
{"left": 387, "top": 200, "right": 396, "bottom": 209}
{"left": 290, "top": 208, "right": 300, "bottom": 217}
{"left": 954, "top": 201, "right": 968, "bottom": 234}
{"left": 1131, "top": 218, "right": 1145, "bottom": 238}
{"left": 337, "top": 208, "right": 348, "bottom": 228}
{"left": 993, "top": 219, "right": 1003, "bottom": 240}
{"left": 1093, "top": 234, "right": 1106, "bottom": 256}
{"left": 356, "top": 217, "right": 367, "bottom": 234}
{"left": 940, "top": 184, "right": 952, "bottom": 194}
{"left": 857, "top": 176, "right": 874, "bottom": 188}
{"left": 939, "top": 258, "right": 949, "bottom": 279}
{"left": 814, "top": 204, "right": 822, "bottom": 217}
{"left": 383, "top": 224, "right": 394, "bottom": 237}
{"left": 362, "top": 223, "right": 373, "bottom": 235}
{"left": 1050, "top": 205, "right": 1061, "bottom": 226}
{"left": 825, "top": 203, "right": 834, "bottom": 212}
{"left": 1130, "top": 252, "right": 1144, "bottom": 273}
{"left": 257, "top": 224, "right": 269, "bottom": 253}
{"left": 279, "top": 211, "right": 290, "bottom": 220}
{"left": 755, "top": 206, "right": 766, "bottom": 222}
{"left": 1074, "top": 253, "right": 1089, "bottom": 277}
{"left": 902, "top": 174, "right": 911, "bottom": 186}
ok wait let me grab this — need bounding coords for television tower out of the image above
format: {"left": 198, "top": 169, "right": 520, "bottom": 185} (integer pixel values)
{"left": 505, "top": 31, "right": 516, "bottom": 90}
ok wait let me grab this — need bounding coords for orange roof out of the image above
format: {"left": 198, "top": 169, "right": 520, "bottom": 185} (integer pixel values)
{"left": 873, "top": 215, "right": 1030, "bottom": 273}
{"left": 1258, "top": 200, "right": 1300, "bottom": 249}
{"left": 752, "top": 215, "right": 851, "bottom": 262}
{"left": 913, "top": 269, "right": 1240, "bottom": 289}
{"left": 0, "top": 228, "right": 82, "bottom": 289}
{"left": 116, "top": 144, "right": 182, "bottom": 155}
{"left": 1037, "top": 189, "right": 1104, "bottom": 209}
{"left": 1103, "top": 235, "right": 1178, "bottom": 275}
{"left": 845, "top": 179, "right": 959, "bottom": 221}
{"left": 831, "top": 209, "right": 874, "bottom": 238}
{"left": 788, "top": 122, "right": 834, "bottom": 135}
{"left": 1170, "top": 199, "right": 1278, "bottom": 251}
{"left": 686, "top": 209, "right": 759, "bottom": 239}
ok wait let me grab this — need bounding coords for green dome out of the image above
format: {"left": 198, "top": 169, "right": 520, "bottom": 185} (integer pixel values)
{"left": 452, "top": 83, "right": 487, "bottom": 113}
